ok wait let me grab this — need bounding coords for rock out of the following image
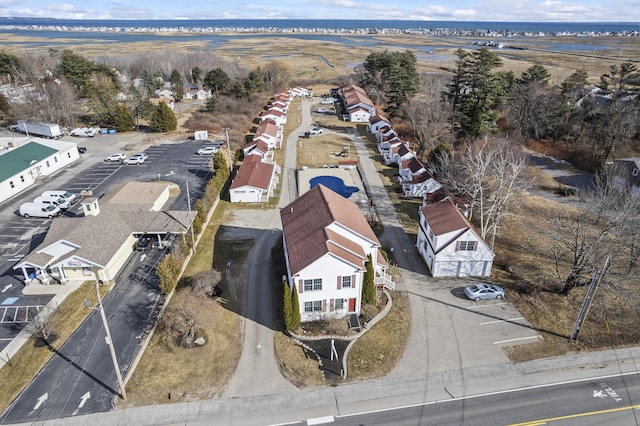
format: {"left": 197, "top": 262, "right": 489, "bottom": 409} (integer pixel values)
{"left": 194, "top": 336, "right": 206, "bottom": 346}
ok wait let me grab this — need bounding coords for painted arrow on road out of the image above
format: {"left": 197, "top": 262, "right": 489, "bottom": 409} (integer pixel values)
{"left": 1, "top": 283, "right": 12, "bottom": 293}
{"left": 72, "top": 392, "right": 91, "bottom": 416}
{"left": 33, "top": 393, "right": 48, "bottom": 410}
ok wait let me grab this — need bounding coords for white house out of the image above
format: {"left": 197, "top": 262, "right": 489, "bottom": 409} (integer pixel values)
{"left": 416, "top": 198, "right": 494, "bottom": 277}
{"left": 609, "top": 158, "right": 640, "bottom": 196}
{"left": 337, "top": 84, "right": 376, "bottom": 123}
{"left": 183, "top": 85, "right": 211, "bottom": 101}
{"left": 368, "top": 114, "right": 391, "bottom": 135}
{"left": 229, "top": 155, "right": 278, "bottom": 203}
{"left": 346, "top": 106, "right": 372, "bottom": 123}
{"left": 0, "top": 137, "right": 79, "bottom": 204}
{"left": 401, "top": 170, "right": 443, "bottom": 198}
{"left": 253, "top": 118, "right": 281, "bottom": 149}
{"left": 155, "top": 88, "right": 174, "bottom": 99}
{"left": 259, "top": 109, "right": 287, "bottom": 127}
{"left": 387, "top": 143, "right": 415, "bottom": 167}
{"left": 280, "top": 184, "right": 392, "bottom": 323}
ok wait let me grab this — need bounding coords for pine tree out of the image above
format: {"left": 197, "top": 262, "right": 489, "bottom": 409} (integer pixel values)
{"left": 150, "top": 101, "right": 177, "bottom": 132}
{"left": 362, "top": 254, "right": 376, "bottom": 305}
{"left": 290, "top": 283, "right": 301, "bottom": 330}
{"left": 283, "top": 282, "right": 293, "bottom": 331}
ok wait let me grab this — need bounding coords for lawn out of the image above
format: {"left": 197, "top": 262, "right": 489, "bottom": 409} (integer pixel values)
{"left": 119, "top": 202, "right": 244, "bottom": 407}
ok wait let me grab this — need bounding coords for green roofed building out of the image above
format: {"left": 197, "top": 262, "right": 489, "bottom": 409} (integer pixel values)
{"left": 0, "top": 137, "right": 79, "bottom": 204}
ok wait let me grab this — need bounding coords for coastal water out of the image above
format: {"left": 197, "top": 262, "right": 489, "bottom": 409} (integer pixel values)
{"left": 1, "top": 18, "right": 638, "bottom": 34}
{"left": 0, "top": 18, "right": 637, "bottom": 53}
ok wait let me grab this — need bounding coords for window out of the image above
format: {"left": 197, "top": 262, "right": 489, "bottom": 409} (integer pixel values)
{"left": 82, "top": 267, "right": 91, "bottom": 276}
{"left": 335, "top": 299, "right": 344, "bottom": 310}
{"left": 20, "top": 175, "right": 25, "bottom": 182}
{"left": 303, "top": 278, "right": 322, "bottom": 291}
{"left": 54, "top": 156, "right": 58, "bottom": 163}
{"left": 67, "top": 152, "right": 71, "bottom": 159}
{"left": 9, "top": 181, "right": 14, "bottom": 189}
{"left": 46, "top": 160, "right": 50, "bottom": 167}
{"left": 427, "top": 228, "right": 434, "bottom": 240}
{"left": 457, "top": 241, "right": 477, "bottom": 251}
{"left": 304, "top": 301, "right": 322, "bottom": 312}
{"left": 634, "top": 168, "right": 639, "bottom": 177}
{"left": 342, "top": 276, "right": 352, "bottom": 288}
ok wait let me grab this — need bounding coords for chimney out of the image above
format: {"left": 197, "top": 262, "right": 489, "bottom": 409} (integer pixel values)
{"left": 81, "top": 197, "right": 101, "bottom": 216}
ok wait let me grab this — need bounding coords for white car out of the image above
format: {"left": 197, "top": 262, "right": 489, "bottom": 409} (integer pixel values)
{"left": 309, "top": 127, "right": 323, "bottom": 135}
{"left": 316, "top": 108, "right": 329, "bottom": 113}
{"left": 321, "top": 98, "right": 335, "bottom": 104}
{"left": 105, "top": 153, "right": 126, "bottom": 162}
{"left": 197, "top": 146, "right": 219, "bottom": 155}
{"left": 123, "top": 154, "right": 146, "bottom": 165}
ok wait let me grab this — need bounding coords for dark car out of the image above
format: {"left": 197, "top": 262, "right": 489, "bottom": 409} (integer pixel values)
{"left": 136, "top": 235, "right": 154, "bottom": 251}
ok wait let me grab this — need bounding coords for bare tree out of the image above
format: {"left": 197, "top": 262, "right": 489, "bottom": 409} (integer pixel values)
{"left": 26, "top": 309, "right": 56, "bottom": 343}
{"left": 402, "top": 73, "right": 452, "bottom": 158}
{"left": 445, "top": 138, "right": 532, "bottom": 249}
{"left": 160, "top": 292, "right": 202, "bottom": 348}
{"left": 190, "top": 269, "right": 222, "bottom": 297}
{"left": 548, "top": 168, "right": 640, "bottom": 294}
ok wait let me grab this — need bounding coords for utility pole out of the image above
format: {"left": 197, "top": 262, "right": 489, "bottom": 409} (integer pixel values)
{"left": 570, "top": 256, "right": 610, "bottom": 341}
{"left": 223, "top": 127, "right": 232, "bottom": 173}
{"left": 186, "top": 180, "right": 196, "bottom": 253}
{"left": 86, "top": 280, "right": 127, "bottom": 400}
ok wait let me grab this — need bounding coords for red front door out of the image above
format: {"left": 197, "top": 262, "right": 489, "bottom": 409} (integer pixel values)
{"left": 348, "top": 298, "right": 356, "bottom": 312}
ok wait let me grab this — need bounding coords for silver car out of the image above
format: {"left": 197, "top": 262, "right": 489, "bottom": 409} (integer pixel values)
{"left": 464, "top": 283, "right": 505, "bottom": 301}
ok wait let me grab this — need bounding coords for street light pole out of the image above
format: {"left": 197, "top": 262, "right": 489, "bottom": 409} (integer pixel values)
{"left": 223, "top": 127, "right": 232, "bottom": 173}
{"left": 89, "top": 280, "right": 127, "bottom": 400}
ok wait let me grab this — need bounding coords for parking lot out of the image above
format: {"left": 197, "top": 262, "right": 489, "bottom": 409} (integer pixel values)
{"left": 396, "top": 274, "right": 541, "bottom": 376}
{"left": 0, "top": 137, "right": 215, "bottom": 351}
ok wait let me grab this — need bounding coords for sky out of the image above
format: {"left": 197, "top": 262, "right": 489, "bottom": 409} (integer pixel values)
{"left": 1, "top": 0, "right": 639, "bottom": 22}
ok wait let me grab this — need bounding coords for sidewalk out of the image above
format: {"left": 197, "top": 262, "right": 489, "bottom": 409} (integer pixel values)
{"left": 22, "top": 345, "right": 640, "bottom": 426}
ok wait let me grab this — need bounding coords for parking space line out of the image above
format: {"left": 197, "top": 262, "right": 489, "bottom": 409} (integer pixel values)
{"left": 494, "top": 336, "right": 540, "bottom": 345}
{"left": 468, "top": 302, "right": 508, "bottom": 309}
{"left": 480, "top": 317, "right": 524, "bottom": 325}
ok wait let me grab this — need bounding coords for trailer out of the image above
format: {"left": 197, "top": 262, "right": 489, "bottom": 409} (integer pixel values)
{"left": 15, "top": 120, "right": 63, "bottom": 139}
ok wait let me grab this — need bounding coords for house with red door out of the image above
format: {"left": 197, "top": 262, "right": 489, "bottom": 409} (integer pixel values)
{"left": 280, "top": 184, "right": 393, "bottom": 322}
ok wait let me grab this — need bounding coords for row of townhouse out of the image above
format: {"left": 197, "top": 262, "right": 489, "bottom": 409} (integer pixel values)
{"left": 369, "top": 115, "right": 443, "bottom": 199}
{"left": 332, "top": 84, "right": 376, "bottom": 123}
{"left": 368, "top": 114, "right": 495, "bottom": 278}
{"left": 154, "top": 84, "right": 213, "bottom": 101}
{"left": 229, "top": 87, "right": 311, "bottom": 203}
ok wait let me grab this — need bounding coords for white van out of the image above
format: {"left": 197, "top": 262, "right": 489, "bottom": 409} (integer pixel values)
{"left": 34, "top": 195, "right": 71, "bottom": 210}
{"left": 41, "top": 190, "right": 78, "bottom": 204}
{"left": 20, "top": 202, "right": 61, "bottom": 218}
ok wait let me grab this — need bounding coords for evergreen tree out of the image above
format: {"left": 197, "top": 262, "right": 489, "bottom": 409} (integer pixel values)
{"left": 169, "top": 69, "right": 184, "bottom": 102}
{"left": 190, "top": 66, "right": 202, "bottom": 86}
{"left": 150, "top": 101, "right": 177, "bottom": 132}
{"left": 444, "top": 47, "right": 505, "bottom": 139}
{"left": 283, "top": 282, "right": 293, "bottom": 331}
{"left": 360, "top": 50, "right": 419, "bottom": 114}
{"left": 205, "top": 96, "right": 218, "bottom": 113}
{"left": 362, "top": 254, "right": 376, "bottom": 305}
{"left": 290, "top": 284, "right": 301, "bottom": 330}
{"left": 113, "top": 104, "right": 135, "bottom": 132}
{"left": 204, "top": 68, "right": 230, "bottom": 94}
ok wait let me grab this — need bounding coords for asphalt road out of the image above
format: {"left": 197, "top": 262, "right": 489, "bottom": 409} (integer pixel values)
{"left": 330, "top": 371, "right": 640, "bottom": 426}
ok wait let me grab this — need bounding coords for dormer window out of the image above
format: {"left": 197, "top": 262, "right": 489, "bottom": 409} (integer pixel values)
{"left": 633, "top": 168, "right": 639, "bottom": 176}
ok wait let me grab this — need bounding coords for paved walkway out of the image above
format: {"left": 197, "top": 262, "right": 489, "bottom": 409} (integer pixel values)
{"left": 222, "top": 96, "right": 314, "bottom": 398}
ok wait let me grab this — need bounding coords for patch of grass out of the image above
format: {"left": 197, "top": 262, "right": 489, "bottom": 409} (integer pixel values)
{"left": 120, "top": 288, "right": 240, "bottom": 406}
{"left": 0, "top": 281, "right": 111, "bottom": 413}
{"left": 346, "top": 291, "right": 411, "bottom": 381}
{"left": 274, "top": 332, "right": 325, "bottom": 388}
{"left": 120, "top": 202, "right": 243, "bottom": 407}
{"left": 297, "top": 132, "right": 356, "bottom": 168}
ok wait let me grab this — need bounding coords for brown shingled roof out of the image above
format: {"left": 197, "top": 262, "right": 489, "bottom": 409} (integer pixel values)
{"left": 230, "top": 155, "right": 275, "bottom": 190}
{"left": 281, "top": 184, "right": 380, "bottom": 275}
{"left": 419, "top": 198, "right": 469, "bottom": 236}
